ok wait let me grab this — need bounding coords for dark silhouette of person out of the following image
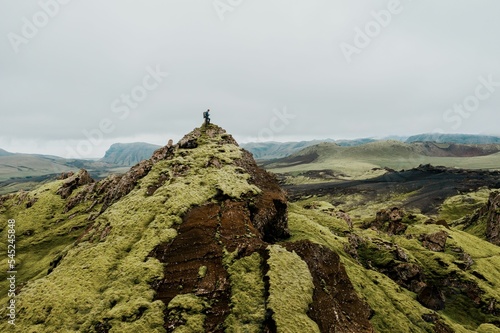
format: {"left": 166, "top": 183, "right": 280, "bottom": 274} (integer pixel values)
{"left": 203, "top": 109, "right": 211, "bottom": 125}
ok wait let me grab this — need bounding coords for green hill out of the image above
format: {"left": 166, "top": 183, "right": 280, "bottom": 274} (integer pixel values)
{"left": 242, "top": 134, "right": 500, "bottom": 161}
{"left": 265, "top": 141, "right": 500, "bottom": 181}
{"left": 241, "top": 138, "right": 376, "bottom": 160}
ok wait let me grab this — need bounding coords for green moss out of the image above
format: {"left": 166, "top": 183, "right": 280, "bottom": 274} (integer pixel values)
{"left": 224, "top": 252, "right": 266, "bottom": 333}
{"left": 167, "top": 294, "right": 209, "bottom": 333}
{"left": 287, "top": 203, "right": 348, "bottom": 254}
{"left": 0, "top": 181, "right": 93, "bottom": 299}
{"left": 477, "top": 324, "right": 500, "bottom": 333}
{"left": 346, "top": 264, "right": 433, "bottom": 333}
{"left": 198, "top": 266, "right": 207, "bottom": 279}
{"left": 266, "top": 245, "right": 320, "bottom": 333}
{"left": 357, "top": 241, "right": 395, "bottom": 268}
{"left": 442, "top": 294, "right": 499, "bottom": 331}
{"left": 439, "top": 188, "right": 491, "bottom": 222}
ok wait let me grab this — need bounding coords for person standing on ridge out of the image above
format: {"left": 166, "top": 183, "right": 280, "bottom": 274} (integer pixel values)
{"left": 203, "top": 109, "right": 211, "bottom": 125}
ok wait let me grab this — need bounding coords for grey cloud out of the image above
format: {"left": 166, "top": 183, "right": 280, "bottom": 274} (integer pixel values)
{"left": 1, "top": 0, "right": 499, "bottom": 156}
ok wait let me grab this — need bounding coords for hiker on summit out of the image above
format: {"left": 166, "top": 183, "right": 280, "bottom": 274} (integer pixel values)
{"left": 203, "top": 109, "right": 211, "bottom": 125}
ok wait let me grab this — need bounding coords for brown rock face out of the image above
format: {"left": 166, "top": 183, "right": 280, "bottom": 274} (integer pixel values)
{"left": 433, "top": 320, "right": 455, "bottom": 333}
{"left": 346, "top": 235, "right": 427, "bottom": 295}
{"left": 369, "top": 207, "right": 408, "bottom": 235}
{"left": 284, "top": 241, "right": 374, "bottom": 333}
{"left": 236, "top": 149, "right": 290, "bottom": 242}
{"left": 151, "top": 204, "right": 235, "bottom": 332}
{"left": 420, "top": 231, "right": 449, "bottom": 252}
{"left": 460, "top": 191, "right": 500, "bottom": 246}
{"left": 418, "top": 285, "right": 446, "bottom": 311}
{"left": 56, "top": 169, "right": 94, "bottom": 199}
{"left": 485, "top": 192, "right": 500, "bottom": 245}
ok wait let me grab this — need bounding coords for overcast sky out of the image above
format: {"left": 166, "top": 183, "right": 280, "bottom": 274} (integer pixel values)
{"left": 1, "top": 0, "right": 499, "bottom": 158}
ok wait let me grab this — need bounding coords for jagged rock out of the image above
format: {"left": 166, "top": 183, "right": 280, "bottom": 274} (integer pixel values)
{"left": 442, "top": 273, "right": 483, "bottom": 306}
{"left": 394, "top": 263, "right": 422, "bottom": 283}
{"left": 178, "top": 138, "right": 198, "bottom": 149}
{"left": 151, "top": 144, "right": 176, "bottom": 162}
{"left": 487, "top": 299, "right": 498, "bottom": 314}
{"left": 436, "top": 219, "right": 450, "bottom": 229}
{"left": 389, "top": 207, "right": 403, "bottom": 221}
{"left": 57, "top": 171, "right": 75, "bottom": 180}
{"left": 235, "top": 149, "right": 290, "bottom": 242}
{"left": 387, "top": 220, "right": 408, "bottom": 235}
{"left": 422, "top": 313, "right": 439, "bottom": 323}
{"left": 420, "top": 231, "right": 448, "bottom": 252}
{"left": 395, "top": 245, "right": 409, "bottom": 262}
{"left": 418, "top": 284, "right": 446, "bottom": 310}
{"left": 369, "top": 207, "right": 408, "bottom": 235}
{"left": 344, "top": 233, "right": 364, "bottom": 260}
{"left": 485, "top": 192, "right": 500, "bottom": 245}
{"left": 433, "top": 320, "right": 454, "bottom": 333}
{"left": 336, "top": 210, "right": 353, "bottom": 229}
{"left": 455, "top": 252, "right": 474, "bottom": 270}
{"left": 56, "top": 169, "right": 94, "bottom": 199}
{"left": 346, "top": 235, "right": 427, "bottom": 295}
{"left": 426, "top": 219, "right": 451, "bottom": 229}
{"left": 63, "top": 146, "right": 177, "bottom": 214}
{"left": 457, "top": 191, "right": 500, "bottom": 246}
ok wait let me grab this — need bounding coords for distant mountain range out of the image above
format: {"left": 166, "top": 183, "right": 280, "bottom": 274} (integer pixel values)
{"left": 0, "top": 142, "right": 160, "bottom": 194}
{"left": 100, "top": 142, "right": 161, "bottom": 166}
{"left": 1, "top": 134, "right": 500, "bottom": 194}
{"left": 241, "top": 138, "right": 378, "bottom": 160}
{"left": 243, "top": 134, "right": 500, "bottom": 160}
{"left": 405, "top": 133, "right": 500, "bottom": 144}
{"left": 0, "top": 148, "right": 14, "bottom": 156}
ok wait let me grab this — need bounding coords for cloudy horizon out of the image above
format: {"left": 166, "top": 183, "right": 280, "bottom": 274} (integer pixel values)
{"left": 1, "top": 0, "right": 499, "bottom": 158}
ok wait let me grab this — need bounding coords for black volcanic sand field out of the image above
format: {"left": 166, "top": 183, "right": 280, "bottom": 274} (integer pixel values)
{"left": 282, "top": 165, "right": 500, "bottom": 214}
